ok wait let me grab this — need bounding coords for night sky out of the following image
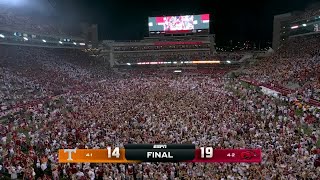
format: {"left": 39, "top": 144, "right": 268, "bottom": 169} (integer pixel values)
{"left": 54, "top": 0, "right": 317, "bottom": 43}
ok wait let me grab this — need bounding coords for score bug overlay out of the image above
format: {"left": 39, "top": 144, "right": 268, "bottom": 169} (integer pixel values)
{"left": 58, "top": 147, "right": 139, "bottom": 163}
{"left": 125, "top": 144, "right": 195, "bottom": 162}
{"left": 200, "top": 147, "right": 213, "bottom": 158}
{"left": 188, "top": 148, "right": 261, "bottom": 163}
{"left": 58, "top": 145, "right": 261, "bottom": 163}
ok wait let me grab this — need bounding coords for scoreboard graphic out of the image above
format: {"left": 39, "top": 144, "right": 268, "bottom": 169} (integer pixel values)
{"left": 148, "top": 14, "right": 210, "bottom": 33}
{"left": 59, "top": 144, "right": 261, "bottom": 163}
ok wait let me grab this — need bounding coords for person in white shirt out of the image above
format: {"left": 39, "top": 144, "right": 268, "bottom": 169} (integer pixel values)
{"left": 88, "top": 169, "right": 95, "bottom": 180}
{"left": 76, "top": 170, "right": 84, "bottom": 178}
{"left": 162, "top": 174, "right": 168, "bottom": 180}
{"left": 8, "top": 166, "right": 18, "bottom": 179}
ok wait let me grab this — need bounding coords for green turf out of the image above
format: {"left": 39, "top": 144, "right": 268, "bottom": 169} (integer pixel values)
{"left": 295, "top": 109, "right": 304, "bottom": 117}
{"left": 317, "top": 139, "right": 320, "bottom": 148}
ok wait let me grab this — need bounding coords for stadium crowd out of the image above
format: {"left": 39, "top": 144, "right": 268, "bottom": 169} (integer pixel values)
{"left": 113, "top": 46, "right": 243, "bottom": 64}
{"left": 243, "top": 33, "right": 320, "bottom": 102}
{"left": 291, "top": 7, "right": 320, "bottom": 22}
{"left": 0, "top": 6, "right": 320, "bottom": 179}
{"left": 113, "top": 44, "right": 210, "bottom": 51}
{"left": 114, "top": 51, "right": 214, "bottom": 63}
{"left": 0, "top": 40, "right": 319, "bottom": 180}
{"left": 0, "top": 11, "right": 82, "bottom": 37}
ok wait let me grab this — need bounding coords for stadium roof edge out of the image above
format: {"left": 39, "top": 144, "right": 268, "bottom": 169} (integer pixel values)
{"left": 274, "top": 13, "right": 292, "bottom": 19}
{"left": 0, "top": 27, "right": 85, "bottom": 40}
{"left": 0, "top": 42, "right": 84, "bottom": 49}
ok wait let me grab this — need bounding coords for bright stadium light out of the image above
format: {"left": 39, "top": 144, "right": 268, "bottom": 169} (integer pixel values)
{"left": 302, "top": 24, "right": 307, "bottom": 27}
{"left": 73, "top": 42, "right": 77, "bottom": 45}
{"left": 79, "top": 43, "right": 86, "bottom": 46}
{"left": 227, "top": 60, "right": 231, "bottom": 64}
{"left": 192, "top": 61, "right": 220, "bottom": 64}
{"left": 127, "top": 63, "right": 131, "bottom": 65}
{"left": 174, "top": 70, "right": 182, "bottom": 73}
{"left": 23, "top": 37, "right": 28, "bottom": 41}
{"left": 0, "top": 34, "right": 5, "bottom": 38}
{"left": 0, "top": 0, "right": 22, "bottom": 6}
{"left": 42, "top": 39, "right": 46, "bottom": 43}
{"left": 59, "top": 41, "right": 63, "bottom": 44}
{"left": 291, "top": 25, "right": 299, "bottom": 29}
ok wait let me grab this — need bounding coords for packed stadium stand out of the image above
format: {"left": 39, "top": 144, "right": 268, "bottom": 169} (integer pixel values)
{"left": 0, "top": 12, "right": 80, "bottom": 38}
{"left": 0, "top": 3, "right": 100, "bottom": 49}
{"left": 242, "top": 33, "right": 320, "bottom": 103}
{"left": 0, "top": 3, "right": 319, "bottom": 180}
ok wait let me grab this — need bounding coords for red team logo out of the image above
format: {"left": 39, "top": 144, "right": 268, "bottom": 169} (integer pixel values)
{"left": 240, "top": 151, "right": 258, "bottom": 160}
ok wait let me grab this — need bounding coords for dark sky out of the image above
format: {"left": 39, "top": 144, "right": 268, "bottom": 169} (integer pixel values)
{"left": 54, "top": 0, "right": 317, "bottom": 43}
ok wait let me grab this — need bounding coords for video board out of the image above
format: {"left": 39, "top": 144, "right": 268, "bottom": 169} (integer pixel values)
{"left": 148, "top": 14, "right": 209, "bottom": 33}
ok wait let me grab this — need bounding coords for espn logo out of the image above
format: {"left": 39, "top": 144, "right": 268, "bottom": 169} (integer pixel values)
{"left": 153, "top": 145, "right": 167, "bottom": 149}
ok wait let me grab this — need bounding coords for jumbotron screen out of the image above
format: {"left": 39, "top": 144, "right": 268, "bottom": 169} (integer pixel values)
{"left": 148, "top": 14, "right": 209, "bottom": 32}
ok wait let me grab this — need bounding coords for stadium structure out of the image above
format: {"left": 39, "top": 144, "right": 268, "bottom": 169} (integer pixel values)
{"left": 0, "top": 0, "right": 98, "bottom": 49}
{"left": 273, "top": 3, "right": 320, "bottom": 50}
{"left": 99, "top": 14, "right": 244, "bottom": 76}
{"left": 0, "top": 1, "right": 319, "bottom": 179}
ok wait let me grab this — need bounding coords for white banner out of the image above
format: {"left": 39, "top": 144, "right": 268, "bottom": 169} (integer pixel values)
{"left": 260, "top": 86, "right": 280, "bottom": 98}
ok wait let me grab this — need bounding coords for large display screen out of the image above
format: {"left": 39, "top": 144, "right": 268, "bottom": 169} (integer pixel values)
{"left": 148, "top": 14, "right": 209, "bottom": 32}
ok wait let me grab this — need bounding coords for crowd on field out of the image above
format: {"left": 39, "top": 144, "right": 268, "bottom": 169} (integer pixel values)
{"left": 0, "top": 41, "right": 319, "bottom": 179}
{"left": 0, "top": 7, "right": 320, "bottom": 179}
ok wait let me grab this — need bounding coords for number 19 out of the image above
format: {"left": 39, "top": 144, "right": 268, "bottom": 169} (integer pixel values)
{"left": 200, "top": 147, "right": 213, "bottom": 158}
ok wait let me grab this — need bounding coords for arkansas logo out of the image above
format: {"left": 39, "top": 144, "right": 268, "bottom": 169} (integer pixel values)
{"left": 240, "top": 151, "right": 258, "bottom": 160}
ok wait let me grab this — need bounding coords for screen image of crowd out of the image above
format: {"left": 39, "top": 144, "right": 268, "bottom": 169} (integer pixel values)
{"left": 0, "top": 11, "right": 320, "bottom": 180}
{"left": 148, "top": 14, "right": 209, "bottom": 32}
{"left": 163, "top": 16, "right": 194, "bottom": 31}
